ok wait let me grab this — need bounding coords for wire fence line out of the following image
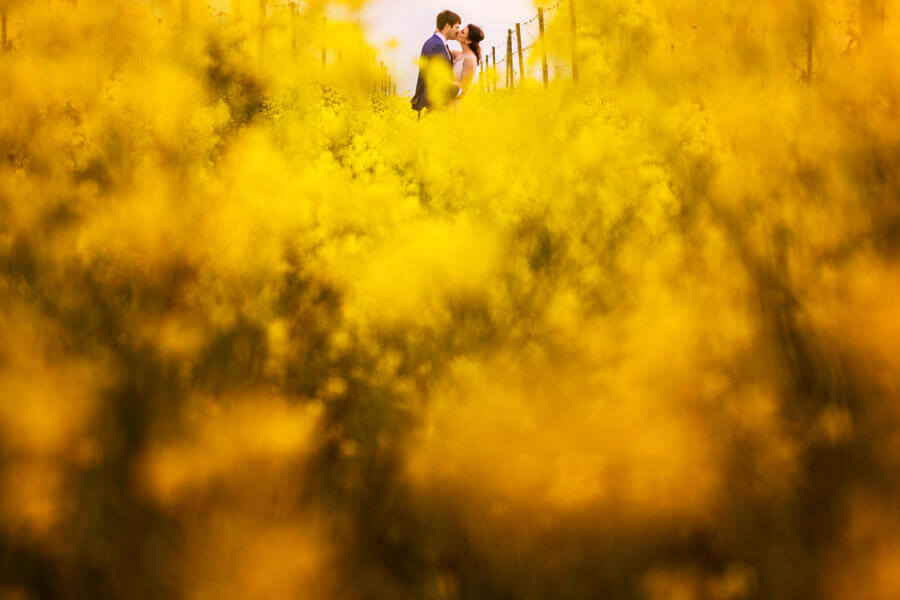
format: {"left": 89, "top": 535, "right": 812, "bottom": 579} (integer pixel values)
{"left": 478, "top": 0, "right": 576, "bottom": 92}
{"left": 478, "top": 0, "right": 898, "bottom": 92}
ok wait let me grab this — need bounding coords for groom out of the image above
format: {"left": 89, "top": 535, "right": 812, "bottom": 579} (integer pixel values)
{"left": 411, "top": 10, "right": 462, "bottom": 114}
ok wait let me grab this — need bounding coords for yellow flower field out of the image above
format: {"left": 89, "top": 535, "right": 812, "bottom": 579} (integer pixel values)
{"left": 1, "top": 0, "right": 900, "bottom": 597}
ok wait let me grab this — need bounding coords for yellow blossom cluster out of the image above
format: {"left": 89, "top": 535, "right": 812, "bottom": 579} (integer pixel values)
{"left": 1, "top": 0, "right": 900, "bottom": 597}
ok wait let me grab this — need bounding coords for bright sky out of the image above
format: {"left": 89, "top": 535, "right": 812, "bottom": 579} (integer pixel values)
{"left": 360, "top": 0, "right": 537, "bottom": 94}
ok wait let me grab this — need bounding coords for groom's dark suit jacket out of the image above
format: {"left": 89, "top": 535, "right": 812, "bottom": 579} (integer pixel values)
{"left": 411, "top": 33, "right": 454, "bottom": 112}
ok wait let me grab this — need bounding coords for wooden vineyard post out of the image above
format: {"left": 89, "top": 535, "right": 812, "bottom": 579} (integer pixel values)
{"left": 506, "top": 29, "right": 513, "bottom": 88}
{"left": 492, "top": 46, "right": 497, "bottom": 91}
{"left": 259, "top": 0, "right": 266, "bottom": 50}
{"left": 539, "top": 7, "right": 549, "bottom": 87}
{"left": 489, "top": 52, "right": 494, "bottom": 91}
{"left": 805, "top": 9, "right": 814, "bottom": 81}
{"left": 321, "top": 18, "right": 327, "bottom": 68}
{"left": 516, "top": 23, "right": 525, "bottom": 83}
{"left": 570, "top": 0, "right": 579, "bottom": 83}
{"left": 480, "top": 60, "right": 485, "bottom": 92}
{"left": 290, "top": 2, "right": 297, "bottom": 57}
{"left": 861, "top": 0, "right": 886, "bottom": 43}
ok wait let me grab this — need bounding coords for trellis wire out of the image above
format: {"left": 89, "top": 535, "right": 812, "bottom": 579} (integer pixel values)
{"left": 483, "top": 0, "right": 577, "bottom": 90}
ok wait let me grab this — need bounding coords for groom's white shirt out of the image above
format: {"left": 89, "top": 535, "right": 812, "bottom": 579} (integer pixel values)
{"left": 434, "top": 31, "right": 452, "bottom": 60}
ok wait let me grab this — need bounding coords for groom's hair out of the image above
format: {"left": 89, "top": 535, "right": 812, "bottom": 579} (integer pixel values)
{"left": 436, "top": 10, "right": 461, "bottom": 30}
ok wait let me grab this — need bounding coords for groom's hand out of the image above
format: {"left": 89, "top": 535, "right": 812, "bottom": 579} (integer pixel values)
{"left": 422, "top": 58, "right": 455, "bottom": 108}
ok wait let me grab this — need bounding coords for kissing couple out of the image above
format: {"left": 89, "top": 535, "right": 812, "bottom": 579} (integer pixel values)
{"left": 411, "top": 10, "right": 485, "bottom": 115}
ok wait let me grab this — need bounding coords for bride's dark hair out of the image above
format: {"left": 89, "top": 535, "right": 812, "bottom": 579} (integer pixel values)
{"left": 466, "top": 24, "right": 485, "bottom": 64}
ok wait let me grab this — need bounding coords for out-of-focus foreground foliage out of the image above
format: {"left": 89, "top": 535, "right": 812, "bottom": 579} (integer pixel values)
{"left": 2, "top": 0, "right": 900, "bottom": 598}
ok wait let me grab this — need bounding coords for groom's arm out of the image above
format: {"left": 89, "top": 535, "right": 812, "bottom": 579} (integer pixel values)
{"left": 421, "top": 38, "right": 446, "bottom": 61}
{"left": 419, "top": 38, "right": 459, "bottom": 105}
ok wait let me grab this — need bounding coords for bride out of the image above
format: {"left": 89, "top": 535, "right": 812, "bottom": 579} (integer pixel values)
{"left": 450, "top": 24, "right": 485, "bottom": 98}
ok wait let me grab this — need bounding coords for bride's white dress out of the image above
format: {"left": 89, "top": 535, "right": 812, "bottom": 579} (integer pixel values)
{"left": 453, "top": 55, "right": 478, "bottom": 93}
